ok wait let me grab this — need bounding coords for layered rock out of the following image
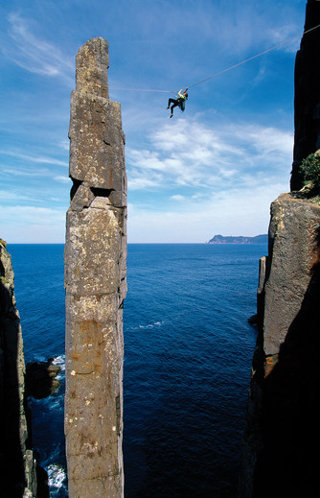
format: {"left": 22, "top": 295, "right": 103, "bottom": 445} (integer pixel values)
{"left": 64, "top": 38, "right": 127, "bottom": 497}
{"left": 240, "top": 195, "right": 320, "bottom": 497}
{"left": 291, "top": 0, "right": 320, "bottom": 190}
{"left": 240, "top": 4, "right": 320, "bottom": 494}
{"left": 0, "top": 239, "right": 39, "bottom": 497}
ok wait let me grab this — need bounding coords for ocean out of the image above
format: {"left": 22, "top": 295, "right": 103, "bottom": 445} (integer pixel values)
{"left": 8, "top": 243, "right": 266, "bottom": 497}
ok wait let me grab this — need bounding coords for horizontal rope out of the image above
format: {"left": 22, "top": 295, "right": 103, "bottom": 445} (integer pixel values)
{"left": 110, "top": 86, "right": 172, "bottom": 93}
{"left": 109, "top": 22, "right": 320, "bottom": 94}
{"left": 188, "top": 22, "right": 320, "bottom": 89}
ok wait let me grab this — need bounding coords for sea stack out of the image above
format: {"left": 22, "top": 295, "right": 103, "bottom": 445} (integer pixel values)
{"left": 240, "top": 2, "right": 320, "bottom": 496}
{"left": 64, "top": 38, "right": 127, "bottom": 497}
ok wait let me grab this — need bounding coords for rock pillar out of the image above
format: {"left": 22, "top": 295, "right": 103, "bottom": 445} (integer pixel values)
{"left": 64, "top": 38, "right": 127, "bottom": 497}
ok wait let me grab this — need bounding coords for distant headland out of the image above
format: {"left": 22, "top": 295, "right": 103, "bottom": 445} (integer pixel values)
{"left": 208, "top": 234, "right": 268, "bottom": 244}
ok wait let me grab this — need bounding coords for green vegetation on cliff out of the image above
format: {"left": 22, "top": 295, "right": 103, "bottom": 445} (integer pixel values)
{"left": 299, "top": 152, "right": 320, "bottom": 193}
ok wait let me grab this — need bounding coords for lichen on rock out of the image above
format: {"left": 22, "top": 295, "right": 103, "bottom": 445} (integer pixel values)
{"left": 65, "top": 37, "right": 127, "bottom": 498}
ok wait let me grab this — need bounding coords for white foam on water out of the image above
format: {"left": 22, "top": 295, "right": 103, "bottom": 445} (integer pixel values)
{"left": 52, "top": 355, "right": 65, "bottom": 371}
{"left": 47, "top": 463, "right": 66, "bottom": 490}
{"left": 133, "top": 320, "right": 165, "bottom": 330}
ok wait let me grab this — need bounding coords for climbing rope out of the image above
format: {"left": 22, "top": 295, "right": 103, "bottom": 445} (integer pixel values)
{"left": 111, "top": 86, "right": 171, "bottom": 93}
{"left": 187, "top": 22, "right": 320, "bottom": 89}
{"left": 110, "top": 23, "right": 320, "bottom": 94}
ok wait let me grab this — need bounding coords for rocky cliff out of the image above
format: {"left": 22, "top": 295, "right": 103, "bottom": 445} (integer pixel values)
{"left": 240, "top": 195, "right": 320, "bottom": 497}
{"left": 240, "top": 2, "right": 320, "bottom": 496}
{"left": 0, "top": 239, "right": 39, "bottom": 497}
{"left": 64, "top": 38, "right": 127, "bottom": 497}
{"left": 291, "top": 0, "right": 320, "bottom": 190}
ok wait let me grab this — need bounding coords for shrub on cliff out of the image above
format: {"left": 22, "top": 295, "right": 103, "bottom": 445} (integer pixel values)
{"left": 299, "top": 152, "right": 320, "bottom": 193}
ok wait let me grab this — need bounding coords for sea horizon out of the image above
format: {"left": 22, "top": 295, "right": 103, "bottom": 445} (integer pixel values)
{"left": 7, "top": 240, "right": 267, "bottom": 246}
{"left": 8, "top": 242, "right": 265, "bottom": 496}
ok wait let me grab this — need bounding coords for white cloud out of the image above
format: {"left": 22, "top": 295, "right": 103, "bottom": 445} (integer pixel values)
{"left": 127, "top": 117, "right": 293, "bottom": 192}
{"left": 177, "top": 1, "right": 302, "bottom": 67}
{"left": 54, "top": 175, "right": 70, "bottom": 184}
{"left": 128, "top": 171, "right": 164, "bottom": 190}
{"left": 2, "top": 13, "right": 73, "bottom": 83}
{"left": 267, "top": 25, "right": 302, "bottom": 54}
{"left": 0, "top": 150, "right": 68, "bottom": 167}
{"left": 59, "top": 139, "right": 70, "bottom": 151}
{"left": 2, "top": 166, "right": 52, "bottom": 178}
{"left": 0, "top": 205, "right": 65, "bottom": 223}
{"left": 128, "top": 180, "right": 287, "bottom": 243}
{"left": 233, "top": 125, "right": 293, "bottom": 157}
{"left": 0, "top": 190, "right": 32, "bottom": 201}
{"left": 0, "top": 205, "right": 66, "bottom": 243}
{"left": 125, "top": 114, "right": 293, "bottom": 242}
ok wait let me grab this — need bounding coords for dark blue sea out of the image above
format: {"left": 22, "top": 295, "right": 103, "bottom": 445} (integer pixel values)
{"left": 8, "top": 243, "right": 266, "bottom": 497}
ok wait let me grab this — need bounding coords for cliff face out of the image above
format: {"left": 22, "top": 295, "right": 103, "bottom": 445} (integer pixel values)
{"left": 240, "top": 195, "right": 320, "bottom": 497}
{"left": 0, "top": 239, "right": 38, "bottom": 497}
{"left": 241, "top": 2, "right": 320, "bottom": 495}
{"left": 64, "top": 38, "right": 127, "bottom": 497}
{"left": 291, "top": 0, "right": 320, "bottom": 190}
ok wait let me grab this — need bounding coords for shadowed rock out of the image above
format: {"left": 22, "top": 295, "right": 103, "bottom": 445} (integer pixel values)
{"left": 240, "top": 4, "right": 320, "bottom": 494}
{"left": 240, "top": 197, "right": 320, "bottom": 498}
{"left": 0, "top": 239, "right": 49, "bottom": 497}
{"left": 26, "top": 359, "right": 61, "bottom": 399}
{"left": 291, "top": 0, "right": 320, "bottom": 190}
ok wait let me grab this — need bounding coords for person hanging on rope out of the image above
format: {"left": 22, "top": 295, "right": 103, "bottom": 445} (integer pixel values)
{"left": 167, "top": 88, "right": 188, "bottom": 118}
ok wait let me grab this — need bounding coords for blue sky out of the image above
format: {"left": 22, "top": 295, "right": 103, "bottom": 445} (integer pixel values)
{"left": 0, "top": 0, "right": 307, "bottom": 243}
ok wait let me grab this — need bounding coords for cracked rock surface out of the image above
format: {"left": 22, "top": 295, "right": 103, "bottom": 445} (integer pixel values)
{"left": 65, "top": 38, "right": 127, "bottom": 498}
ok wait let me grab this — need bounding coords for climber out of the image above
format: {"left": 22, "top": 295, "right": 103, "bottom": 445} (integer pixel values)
{"left": 167, "top": 88, "right": 188, "bottom": 118}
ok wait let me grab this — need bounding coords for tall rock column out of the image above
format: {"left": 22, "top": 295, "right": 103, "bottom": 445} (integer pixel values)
{"left": 64, "top": 38, "right": 127, "bottom": 497}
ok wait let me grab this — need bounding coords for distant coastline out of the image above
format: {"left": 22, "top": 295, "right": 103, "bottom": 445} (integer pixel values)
{"left": 208, "top": 234, "right": 268, "bottom": 244}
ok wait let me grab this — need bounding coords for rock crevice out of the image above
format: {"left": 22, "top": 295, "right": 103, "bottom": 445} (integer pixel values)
{"left": 240, "top": 194, "right": 320, "bottom": 497}
{"left": 240, "top": 3, "right": 320, "bottom": 494}
{"left": 64, "top": 37, "right": 127, "bottom": 498}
